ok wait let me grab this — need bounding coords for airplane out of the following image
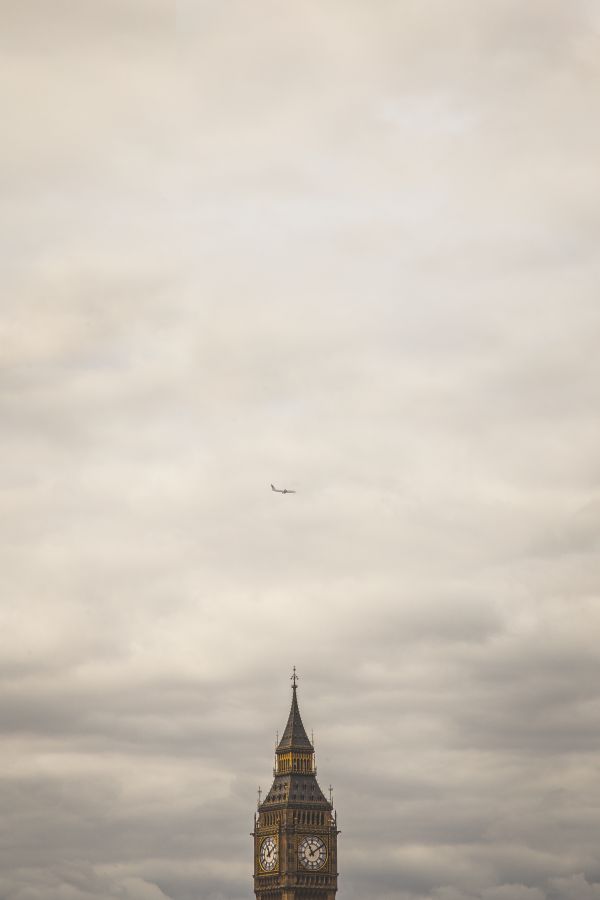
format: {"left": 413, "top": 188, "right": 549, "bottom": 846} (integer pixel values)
{"left": 271, "top": 483, "right": 296, "bottom": 494}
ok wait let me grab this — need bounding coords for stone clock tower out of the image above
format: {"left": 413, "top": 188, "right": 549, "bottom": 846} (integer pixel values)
{"left": 252, "top": 672, "right": 339, "bottom": 900}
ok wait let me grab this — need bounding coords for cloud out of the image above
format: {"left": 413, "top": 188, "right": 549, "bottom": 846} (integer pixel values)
{"left": 1, "top": 2, "right": 599, "bottom": 899}
{"left": 0, "top": 863, "right": 173, "bottom": 900}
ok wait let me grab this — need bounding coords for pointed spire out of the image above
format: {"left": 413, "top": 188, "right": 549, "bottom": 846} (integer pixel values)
{"left": 277, "top": 668, "right": 314, "bottom": 752}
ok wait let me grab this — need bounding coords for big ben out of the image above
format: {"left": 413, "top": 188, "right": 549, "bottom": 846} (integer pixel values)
{"left": 252, "top": 671, "right": 339, "bottom": 900}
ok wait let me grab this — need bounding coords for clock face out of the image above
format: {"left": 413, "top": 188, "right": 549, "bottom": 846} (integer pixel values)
{"left": 298, "top": 835, "right": 327, "bottom": 871}
{"left": 259, "top": 836, "right": 278, "bottom": 872}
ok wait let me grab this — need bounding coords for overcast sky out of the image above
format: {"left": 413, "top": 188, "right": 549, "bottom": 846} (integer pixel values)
{"left": 2, "top": 2, "right": 600, "bottom": 899}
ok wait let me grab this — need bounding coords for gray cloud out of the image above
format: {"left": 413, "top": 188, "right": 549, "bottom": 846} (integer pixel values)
{"left": 1, "top": 1, "right": 599, "bottom": 898}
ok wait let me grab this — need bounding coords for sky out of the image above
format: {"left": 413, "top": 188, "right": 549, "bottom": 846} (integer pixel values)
{"left": 1, "top": 1, "right": 600, "bottom": 899}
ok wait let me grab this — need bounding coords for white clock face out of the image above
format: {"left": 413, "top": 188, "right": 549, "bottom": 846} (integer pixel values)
{"left": 260, "top": 836, "right": 278, "bottom": 872}
{"left": 298, "top": 835, "right": 327, "bottom": 870}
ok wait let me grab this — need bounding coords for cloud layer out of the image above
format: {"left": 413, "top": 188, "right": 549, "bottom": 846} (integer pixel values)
{"left": 1, "top": 2, "right": 599, "bottom": 898}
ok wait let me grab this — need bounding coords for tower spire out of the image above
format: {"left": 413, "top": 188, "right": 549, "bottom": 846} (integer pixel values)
{"left": 277, "top": 669, "right": 313, "bottom": 752}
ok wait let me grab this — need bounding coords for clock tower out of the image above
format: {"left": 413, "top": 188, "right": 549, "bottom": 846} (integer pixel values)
{"left": 252, "top": 671, "right": 339, "bottom": 900}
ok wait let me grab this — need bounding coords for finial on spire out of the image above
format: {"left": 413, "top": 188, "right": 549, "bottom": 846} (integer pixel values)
{"left": 291, "top": 666, "right": 299, "bottom": 689}
{"left": 257, "top": 786, "right": 262, "bottom": 807}
{"left": 329, "top": 785, "right": 334, "bottom": 805}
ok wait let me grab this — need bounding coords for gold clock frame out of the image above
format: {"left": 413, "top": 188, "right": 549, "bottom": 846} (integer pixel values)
{"left": 297, "top": 833, "right": 328, "bottom": 872}
{"left": 258, "top": 832, "right": 280, "bottom": 874}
